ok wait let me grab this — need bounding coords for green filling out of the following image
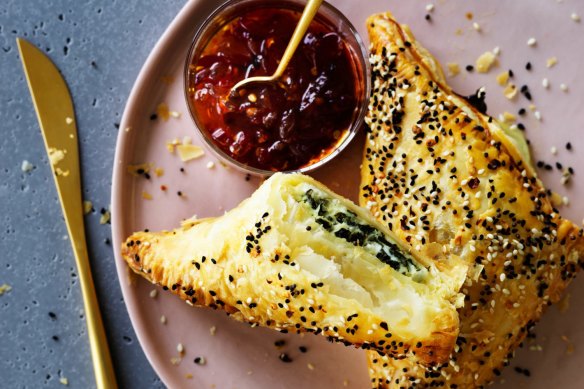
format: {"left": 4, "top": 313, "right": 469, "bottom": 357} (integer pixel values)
{"left": 300, "top": 188, "right": 425, "bottom": 278}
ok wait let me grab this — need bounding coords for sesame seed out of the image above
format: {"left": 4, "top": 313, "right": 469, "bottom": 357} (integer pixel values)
{"left": 542, "top": 78, "right": 549, "bottom": 89}
{"left": 527, "top": 37, "right": 537, "bottom": 47}
{"left": 551, "top": 146, "right": 558, "bottom": 155}
{"left": 425, "top": 4, "right": 434, "bottom": 12}
{"left": 560, "top": 83, "right": 568, "bottom": 92}
{"left": 149, "top": 289, "right": 158, "bottom": 298}
{"left": 571, "top": 12, "right": 581, "bottom": 22}
{"left": 177, "top": 343, "right": 185, "bottom": 354}
{"left": 472, "top": 22, "right": 481, "bottom": 31}
{"left": 534, "top": 111, "right": 542, "bottom": 121}
{"left": 160, "top": 315, "right": 167, "bottom": 324}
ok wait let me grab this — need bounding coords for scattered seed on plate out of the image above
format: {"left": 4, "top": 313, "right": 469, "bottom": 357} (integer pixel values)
{"left": 206, "top": 161, "right": 215, "bottom": 169}
{"left": 571, "top": 12, "right": 581, "bottom": 22}
{"left": 560, "top": 83, "right": 568, "bottom": 92}
{"left": 527, "top": 37, "right": 537, "bottom": 46}
{"left": 307, "top": 363, "right": 315, "bottom": 370}
{"left": 177, "top": 343, "right": 185, "bottom": 354}
{"left": 447, "top": 63, "right": 460, "bottom": 77}
{"left": 150, "top": 289, "right": 158, "bottom": 298}
{"left": 194, "top": 357, "right": 206, "bottom": 365}
{"left": 425, "top": 4, "right": 434, "bottom": 12}
{"left": 493, "top": 46, "right": 501, "bottom": 56}
{"left": 525, "top": 62, "right": 532, "bottom": 71}
{"left": 542, "top": 78, "right": 550, "bottom": 89}
{"left": 534, "top": 111, "right": 542, "bottom": 121}
{"left": 279, "top": 353, "right": 293, "bottom": 363}
{"left": 160, "top": 315, "right": 167, "bottom": 324}
{"left": 566, "top": 142, "right": 573, "bottom": 150}
{"left": 59, "top": 377, "right": 69, "bottom": 386}
{"left": 299, "top": 346, "right": 308, "bottom": 353}
{"left": 209, "top": 326, "right": 217, "bottom": 336}
{"left": 551, "top": 146, "right": 558, "bottom": 155}
{"left": 472, "top": 22, "right": 481, "bottom": 31}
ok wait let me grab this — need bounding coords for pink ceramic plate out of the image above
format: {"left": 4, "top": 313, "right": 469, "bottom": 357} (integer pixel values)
{"left": 112, "top": 1, "right": 584, "bottom": 387}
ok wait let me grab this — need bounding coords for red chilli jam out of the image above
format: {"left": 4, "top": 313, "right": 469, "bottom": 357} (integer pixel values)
{"left": 187, "top": 7, "right": 361, "bottom": 171}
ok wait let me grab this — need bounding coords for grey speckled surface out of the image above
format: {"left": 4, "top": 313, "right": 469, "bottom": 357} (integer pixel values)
{"left": 0, "top": 1, "right": 186, "bottom": 387}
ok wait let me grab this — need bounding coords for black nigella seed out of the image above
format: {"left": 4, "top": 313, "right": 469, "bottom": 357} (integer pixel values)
{"left": 556, "top": 162, "right": 563, "bottom": 170}
{"left": 52, "top": 335, "right": 59, "bottom": 341}
{"left": 518, "top": 108, "right": 526, "bottom": 116}
{"left": 526, "top": 62, "right": 532, "bottom": 71}
{"left": 149, "top": 113, "right": 157, "bottom": 120}
{"left": 48, "top": 312, "right": 57, "bottom": 319}
{"left": 194, "top": 357, "right": 206, "bottom": 365}
{"left": 299, "top": 346, "right": 308, "bottom": 353}
{"left": 569, "top": 167, "right": 574, "bottom": 174}
{"left": 279, "top": 353, "right": 293, "bottom": 363}
{"left": 465, "top": 65, "right": 474, "bottom": 72}
{"left": 425, "top": 14, "right": 431, "bottom": 21}
{"left": 274, "top": 340, "right": 286, "bottom": 347}
{"left": 104, "top": 238, "right": 110, "bottom": 245}
{"left": 566, "top": 142, "right": 572, "bottom": 150}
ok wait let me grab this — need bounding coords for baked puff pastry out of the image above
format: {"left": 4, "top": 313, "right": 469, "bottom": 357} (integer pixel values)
{"left": 122, "top": 173, "right": 466, "bottom": 365}
{"left": 360, "top": 12, "right": 584, "bottom": 388}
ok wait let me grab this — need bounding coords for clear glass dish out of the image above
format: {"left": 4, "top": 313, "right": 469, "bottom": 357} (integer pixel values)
{"left": 184, "top": 0, "right": 371, "bottom": 176}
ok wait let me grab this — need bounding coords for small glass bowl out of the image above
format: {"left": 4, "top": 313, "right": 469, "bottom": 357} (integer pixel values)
{"left": 184, "top": 0, "right": 371, "bottom": 176}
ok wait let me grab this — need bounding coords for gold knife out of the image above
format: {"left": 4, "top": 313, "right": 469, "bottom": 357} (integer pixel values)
{"left": 17, "top": 38, "right": 118, "bottom": 389}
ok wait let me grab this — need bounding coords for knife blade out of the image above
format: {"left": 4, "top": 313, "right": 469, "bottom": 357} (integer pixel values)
{"left": 17, "top": 37, "right": 118, "bottom": 389}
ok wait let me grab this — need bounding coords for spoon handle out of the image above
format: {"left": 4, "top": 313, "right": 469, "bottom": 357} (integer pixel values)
{"left": 274, "top": 0, "right": 324, "bottom": 78}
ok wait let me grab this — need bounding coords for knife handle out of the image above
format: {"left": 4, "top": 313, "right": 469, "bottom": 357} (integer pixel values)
{"left": 72, "top": 242, "right": 119, "bottom": 389}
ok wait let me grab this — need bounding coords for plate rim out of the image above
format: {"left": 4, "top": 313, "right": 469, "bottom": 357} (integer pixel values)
{"left": 111, "top": 1, "right": 217, "bottom": 386}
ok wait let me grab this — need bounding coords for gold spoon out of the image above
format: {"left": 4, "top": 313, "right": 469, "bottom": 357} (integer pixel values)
{"left": 230, "top": 0, "right": 324, "bottom": 94}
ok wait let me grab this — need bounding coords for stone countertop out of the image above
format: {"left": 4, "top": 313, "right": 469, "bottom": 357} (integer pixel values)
{"left": 0, "top": 1, "right": 186, "bottom": 387}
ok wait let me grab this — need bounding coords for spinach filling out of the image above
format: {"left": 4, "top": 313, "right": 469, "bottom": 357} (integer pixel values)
{"left": 301, "top": 188, "right": 424, "bottom": 277}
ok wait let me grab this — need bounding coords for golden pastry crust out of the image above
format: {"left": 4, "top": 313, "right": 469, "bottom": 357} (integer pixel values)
{"left": 122, "top": 173, "right": 465, "bottom": 365}
{"left": 361, "top": 12, "right": 584, "bottom": 388}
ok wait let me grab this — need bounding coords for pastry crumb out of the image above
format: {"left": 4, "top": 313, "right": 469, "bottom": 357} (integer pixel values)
{"left": 561, "top": 335, "right": 575, "bottom": 354}
{"left": 83, "top": 200, "right": 93, "bottom": 215}
{"left": 546, "top": 56, "right": 558, "bottom": 68}
{"left": 0, "top": 284, "right": 12, "bottom": 296}
{"left": 185, "top": 373, "right": 193, "bottom": 379}
{"left": 503, "top": 83, "right": 518, "bottom": 100}
{"left": 21, "top": 160, "right": 34, "bottom": 172}
{"left": 177, "top": 144, "right": 205, "bottom": 162}
{"left": 307, "top": 362, "right": 315, "bottom": 370}
{"left": 99, "top": 209, "right": 111, "bottom": 225}
{"left": 476, "top": 52, "right": 497, "bottom": 73}
{"left": 496, "top": 71, "right": 509, "bottom": 86}
{"left": 209, "top": 325, "right": 217, "bottom": 336}
{"left": 170, "top": 356, "right": 182, "bottom": 365}
{"left": 142, "top": 191, "right": 153, "bottom": 200}
{"left": 59, "top": 377, "right": 68, "bottom": 386}
{"left": 157, "top": 103, "right": 170, "bottom": 121}
{"left": 343, "top": 379, "right": 349, "bottom": 387}
{"left": 154, "top": 167, "right": 164, "bottom": 177}
{"left": 558, "top": 293, "right": 571, "bottom": 313}
{"left": 447, "top": 63, "right": 460, "bottom": 77}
